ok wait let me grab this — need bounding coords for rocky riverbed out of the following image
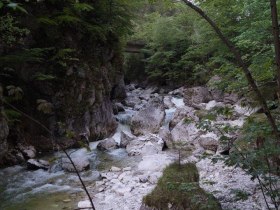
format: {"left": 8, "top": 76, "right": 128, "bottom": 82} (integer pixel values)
{"left": 0, "top": 83, "right": 274, "bottom": 210}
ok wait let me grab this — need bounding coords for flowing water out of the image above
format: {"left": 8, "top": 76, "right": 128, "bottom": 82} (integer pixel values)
{"left": 0, "top": 97, "right": 183, "bottom": 210}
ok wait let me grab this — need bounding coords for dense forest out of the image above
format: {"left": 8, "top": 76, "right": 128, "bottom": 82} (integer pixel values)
{"left": 0, "top": 0, "right": 279, "bottom": 210}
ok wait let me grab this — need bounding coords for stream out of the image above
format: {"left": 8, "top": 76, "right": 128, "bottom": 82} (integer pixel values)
{"left": 0, "top": 107, "right": 141, "bottom": 210}
{"left": 0, "top": 94, "right": 183, "bottom": 210}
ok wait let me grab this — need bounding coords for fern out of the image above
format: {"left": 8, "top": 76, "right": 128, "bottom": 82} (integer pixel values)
{"left": 37, "top": 99, "right": 53, "bottom": 114}
{"left": 73, "top": 3, "right": 94, "bottom": 12}
{"left": 33, "top": 73, "right": 56, "bottom": 81}
{"left": 6, "top": 85, "right": 23, "bottom": 100}
{"left": 37, "top": 17, "right": 58, "bottom": 26}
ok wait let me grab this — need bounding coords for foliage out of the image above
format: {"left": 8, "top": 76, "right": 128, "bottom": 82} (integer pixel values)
{"left": 143, "top": 163, "right": 222, "bottom": 210}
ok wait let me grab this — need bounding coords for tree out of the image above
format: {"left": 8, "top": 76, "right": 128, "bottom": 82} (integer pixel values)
{"left": 269, "top": 0, "right": 280, "bottom": 100}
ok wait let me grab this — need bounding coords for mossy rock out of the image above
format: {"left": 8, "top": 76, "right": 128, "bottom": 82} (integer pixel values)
{"left": 195, "top": 110, "right": 208, "bottom": 120}
{"left": 143, "top": 163, "right": 222, "bottom": 210}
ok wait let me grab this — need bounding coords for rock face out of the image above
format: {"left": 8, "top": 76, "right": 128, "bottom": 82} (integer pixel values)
{"left": 0, "top": 87, "right": 9, "bottom": 164}
{"left": 27, "top": 159, "right": 50, "bottom": 170}
{"left": 131, "top": 97, "right": 165, "bottom": 136}
{"left": 62, "top": 157, "right": 90, "bottom": 172}
{"left": 97, "top": 138, "right": 118, "bottom": 151}
{"left": 0, "top": 112, "right": 9, "bottom": 163}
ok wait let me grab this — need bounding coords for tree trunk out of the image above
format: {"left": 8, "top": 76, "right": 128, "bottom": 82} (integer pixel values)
{"left": 270, "top": 0, "right": 280, "bottom": 100}
{"left": 182, "top": 0, "right": 280, "bottom": 140}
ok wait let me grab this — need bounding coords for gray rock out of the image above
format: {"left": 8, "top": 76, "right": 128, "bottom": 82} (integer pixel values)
{"left": 158, "top": 127, "right": 172, "bottom": 148}
{"left": 131, "top": 97, "right": 165, "bottom": 136}
{"left": 113, "top": 102, "right": 125, "bottom": 114}
{"left": 27, "top": 159, "right": 50, "bottom": 170}
{"left": 120, "top": 131, "right": 135, "bottom": 148}
{"left": 183, "top": 86, "right": 213, "bottom": 106}
{"left": 20, "top": 145, "right": 36, "bottom": 159}
{"left": 198, "top": 137, "right": 219, "bottom": 152}
{"left": 171, "top": 119, "right": 199, "bottom": 143}
{"left": 97, "top": 138, "right": 118, "bottom": 151}
{"left": 224, "top": 93, "right": 239, "bottom": 105}
{"left": 125, "top": 96, "right": 142, "bottom": 108}
{"left": 126, "top": 134, "right": 164, "bottom": 156}
{"left": 62, "top": 157, "right": 90, "bottom": 172}
{"left": 170, "top": 106, "right": 196, "bottom": 130}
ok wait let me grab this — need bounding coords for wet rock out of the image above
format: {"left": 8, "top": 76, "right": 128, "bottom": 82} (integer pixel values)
{"left": 124, "top": 95, "right": 142, "bottom": 108}
{"left": 131, "top": 97, "right": 165, "bottom": 136}
{"left": 120, "top": 131, "right": 135, "bottom": 148}
{"left": 62, "top": 157, "right": 90, "bottom": 172}
{"left": 27, "top": 159, "right": 50, "bottom": 170}
{"left": 183, "top": 86, "right": 213, "bottom": 106}
{"left": 78, "top": 200, "right": 92, "bottom": 209}
{"left": 163, "top": 96, "right": 174, "bottom": 109}
{"left": 113, "top": 102, "right": 125, "bottom": 114}
{"left": 20, "top": 145, "right": 36, "bottom": 159}
{"left": 97, "top": 138, "right": 118, "bottom": 151}
{"left": 158, "top": 127, "right": 172, "bottom": 148}
{"left": 110, "top": 166, "right": 121, "bottom": 172}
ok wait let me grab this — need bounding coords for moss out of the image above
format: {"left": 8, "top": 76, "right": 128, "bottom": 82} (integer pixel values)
{"left": 195, "top": 110, "right": 208, "bottom": 120}
{"left": 143, "top": 163, "right": 222, "bottom": 210}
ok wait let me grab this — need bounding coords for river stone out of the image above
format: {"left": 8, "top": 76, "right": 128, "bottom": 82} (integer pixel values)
{"left": 62, "top": 157, "right": 90, "bottom": 172}
{"left": 198, "top": 137, "right": 219, "bottom": 152}
{"left": 120, "top": 131, "right": 135, "bottom": 148}
{"left": 183, "top": 86, "right": 213, "bottom": 106}
{"left": 131, "top": 97, "right": 165, "bottom": 136}
{"left": 27, "top": 159, "right": 50, "bottom": 170}
{"left": 126, "top": 134, "right": 164, "bottom": 156}
{"left": 163, "top": 96, "right": 174, "bottom": 109}
{"left": 20, "top": 145, "right": 36, "bottom": 159}
{"left": 97, "top": 138, "right": 118, "bottom": 151}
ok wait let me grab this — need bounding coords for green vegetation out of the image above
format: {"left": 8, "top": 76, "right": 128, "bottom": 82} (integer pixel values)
{"left": 143, "top": 163, "right": 222, "bottom": 210}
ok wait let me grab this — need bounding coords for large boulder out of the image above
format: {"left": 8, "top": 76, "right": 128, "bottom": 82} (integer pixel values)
{"left": 119, "top": 131, "right": 135, "bottom": 148}
{"left": 27, "top": 159, "right": 50, "bottom": 170}
{"left": 198, "top": 137, "right": 219, "bottom": 152}
{"left": 171, "top": 119, "right": 199, "bottom": 143}
{"left": 170, "top": 106, "right": 196, "bottom": 130}
{"left": 97, "top": 138, "right": 118, "bottom": 151}
{"left": 62, "top": 157, "right": 90, "bottom": 172}
{"left": 19, "top": 145, "right": 36, "bottom": 159}
{"left": 126, "top": 134, "right": 164, "bottom": 156}
{"left": 183, "top": 86, "right": 213, "bottom": 106}
{"left": 131, "top": 97, "right": 165, "bottom": 136}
